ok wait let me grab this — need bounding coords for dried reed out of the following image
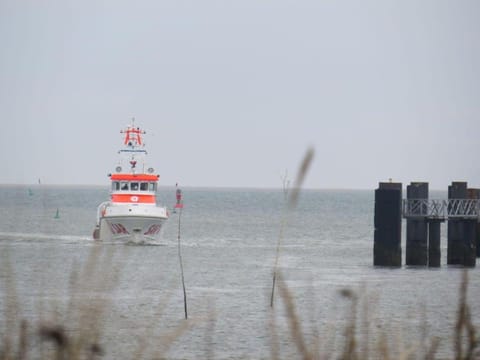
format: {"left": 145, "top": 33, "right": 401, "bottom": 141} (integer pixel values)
{"left": 271, "top": 147, "right": 315, "bottom": 307}
{"left": 454, "top": 270, "right": 478, "bottom": 360}
{"left": 270, "top": 270, "right": 479, "bottom": 360}
{"left": 0, "top": 244, "right": 195, "bottom": 360}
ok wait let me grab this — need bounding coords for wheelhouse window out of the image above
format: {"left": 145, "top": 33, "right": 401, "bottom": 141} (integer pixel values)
{"left": 112, "top": 182, "right": 120, "bottom": 191}
{"left": 121, "top": 182, "right": 129, "bottom": 190}
{"left": 149, "top": 182, "right": 157, "bottom": 191}
{"left": 140, "top": 182, "right": 148, "bottom": 191}
{"left": 131, "top": 182, "right": 139, "bottom": 191}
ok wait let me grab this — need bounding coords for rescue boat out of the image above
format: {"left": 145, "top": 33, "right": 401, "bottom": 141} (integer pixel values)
{"left": 93, "top": 120, "right": 169, "bottom": 241}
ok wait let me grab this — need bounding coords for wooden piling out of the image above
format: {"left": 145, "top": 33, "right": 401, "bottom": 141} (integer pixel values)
{"left": 465, "top": 188, "right": 479, "bottom": 265}
{"left": 448, "top": 182, "right": 466, "bottom": 265}
{"left": 463, "top": 219, "right": 477, "bottom": 267}
{"left": 374, "top": 182, "right": 402, "bottom": 267}
{"left": 467, "top": 188, "right": 480, "bottom": 258}
{"left": 406, "top": 182, "right": 428, "bottom": 266}
{"left": 447, "top": 182, "right": 475, "bottom": 266}
{"left": 427, "top": 220, "right": 442, "bottom": 267}
{"left": 477, "top": 222, "right": 480, "bottom": 258}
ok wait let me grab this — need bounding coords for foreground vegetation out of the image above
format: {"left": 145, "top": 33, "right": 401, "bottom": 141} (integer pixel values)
{"left": 1, "top": 250, "right": 478, "bottom": 360}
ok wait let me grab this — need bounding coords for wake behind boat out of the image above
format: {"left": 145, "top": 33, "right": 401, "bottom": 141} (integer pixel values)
{"left": 93, "top": 120, "right": 169, "bottom": 242}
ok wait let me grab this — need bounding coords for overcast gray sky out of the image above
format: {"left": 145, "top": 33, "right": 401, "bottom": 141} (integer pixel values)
{"left": 1, "top": 0, "right": 479, "bottom": 189}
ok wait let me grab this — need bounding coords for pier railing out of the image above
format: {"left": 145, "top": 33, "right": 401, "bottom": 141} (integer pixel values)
{"left": 403, "top": 199, "right": 480, "bottom": 220}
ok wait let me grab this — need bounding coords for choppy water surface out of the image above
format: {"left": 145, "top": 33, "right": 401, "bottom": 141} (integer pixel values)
{"left": 0, "top": 185, "right": 478, "bottom": 359}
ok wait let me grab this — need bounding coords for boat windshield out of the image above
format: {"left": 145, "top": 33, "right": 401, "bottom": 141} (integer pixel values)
{"left": 111, "top": 181, "right": 156, "bottom": 192}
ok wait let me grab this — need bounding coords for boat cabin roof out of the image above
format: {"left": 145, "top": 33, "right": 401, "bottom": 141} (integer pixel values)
{"left": 110, "top": 173, "right": 159, "bottom": 181}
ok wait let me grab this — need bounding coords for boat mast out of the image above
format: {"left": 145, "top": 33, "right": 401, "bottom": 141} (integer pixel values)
{"left": 118, "top": 118, "right": 148, "bottom": 174}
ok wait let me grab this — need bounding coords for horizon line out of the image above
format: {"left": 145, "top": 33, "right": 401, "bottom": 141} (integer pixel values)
{"left": 0, "top": 182, "right": 451, "bottom": 192}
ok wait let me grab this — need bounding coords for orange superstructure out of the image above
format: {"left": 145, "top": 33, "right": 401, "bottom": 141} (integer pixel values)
{"left": 109, "top": 173, "right": 159, "bottom": 204}
{"left": 110, "top": 174, "right": 159, "bottom": 181}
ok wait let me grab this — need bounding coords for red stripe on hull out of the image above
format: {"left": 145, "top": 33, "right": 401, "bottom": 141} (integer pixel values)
{"left": 111, "top": 194, "right": 155, "bottom": 203}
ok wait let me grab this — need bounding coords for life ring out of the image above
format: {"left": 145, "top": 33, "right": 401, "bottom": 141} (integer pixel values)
{"left": 131, "top": 196, "right": 139, "bottom": 202}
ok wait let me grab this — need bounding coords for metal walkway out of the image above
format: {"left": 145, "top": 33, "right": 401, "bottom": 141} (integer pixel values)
{"left": 403, "top": 199, "right": 480, "bottom": 220}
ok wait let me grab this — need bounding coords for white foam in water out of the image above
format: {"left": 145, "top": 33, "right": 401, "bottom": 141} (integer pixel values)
{"left": 0, "top": 231, "right": 92, "bottom": 243}
{"left": 124, "top": 238, "right": 168, "bottom": 246}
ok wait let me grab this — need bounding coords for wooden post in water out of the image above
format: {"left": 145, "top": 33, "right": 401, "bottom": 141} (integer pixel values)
{"left": 463, "top": 219, "right": 477, "bottom": 267}
{"left": 476, "top": 221, "right": 480, "bottom": 258}
{"left": 464, "top": 188, "right": 479, "bottom": 266}
{"left": 406, "top": 182, "right": 428, "bottom": 266}
{"left": 448, "top": 182, "right": 466, "bottom": 265}
{"left": 467, "top": 188, "right": 480, "bottom": 259}
{"left": 475, "top": 222, "right": 480, "bottom": 257}
{"left": 374, "top": 182, "right": 402, "bottom": 267}
{"left": 427, "top": 219, "right": 442, "bottom": 267}
{"left": 447, "top": 182, "right": 475, "bottom": 266}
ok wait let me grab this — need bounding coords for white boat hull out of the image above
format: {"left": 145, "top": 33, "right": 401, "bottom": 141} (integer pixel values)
{"left": 94, "top": 203, "right": 168, "bottom": 242}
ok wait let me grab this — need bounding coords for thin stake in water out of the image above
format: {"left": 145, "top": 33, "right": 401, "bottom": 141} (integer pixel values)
{"left": 177, "top": 193, "right": 188, "bottom": 319}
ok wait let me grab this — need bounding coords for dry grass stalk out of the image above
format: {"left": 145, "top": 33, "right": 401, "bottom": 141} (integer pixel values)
{"left": 271, "top": 147, "right": 315, "bottom": 308}
{"left": 454, "top": 270, "right": 478, "bottom": 360}
{"left": 425, "top": 337, "right": 440, "bottom": 360}
{"left": 2, "top": 246, "right": 119, "bottom": 359}
{"left": 270, "top": 277, "right": 478, "bottom": 360}
{"left": 306, "top": 284, "right": 321, "bottom": 359}
{"left": 203, "top": 301, "right": 217, "bottom": 360}
{"left": 1, "top": 249, "right": 21, "bottom": 360}
{"left": 268, "top": 306, "right": 280, "bottom": 360}
{"left": 131, "top": 277, "right": 178, "bottom": 359}
{"left": 288, "top": 147, "right": 314, "bottom": 210}
{"left": 30, "top": 245, "right": 121, "bottom": 360}
{"left": 359, "top": 286, "right": 373, "bottom": 360}
{"left": 339, "top": 288, "right": 358, "bottom": 360}
{"left": 276, "top": 273, "right": 313, "bottom": 360}
{"left": 16, "top": 321, "right": 27, "bottom": 360}
{"left": 376, "top": 331, "right": 391, "bottom": 360}
{"left": 151, "top": 319, "right": 195, "bottom": 358}
{"left": 64, "top": 246, "right": 120, "bottom": 358}
{"left": 1, "top": 240, "right": 199, "bottom": 360}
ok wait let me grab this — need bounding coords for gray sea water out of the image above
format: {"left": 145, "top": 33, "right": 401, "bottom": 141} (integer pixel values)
{"left": 0, "top": 185, "right": 479, "bottom": 359}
